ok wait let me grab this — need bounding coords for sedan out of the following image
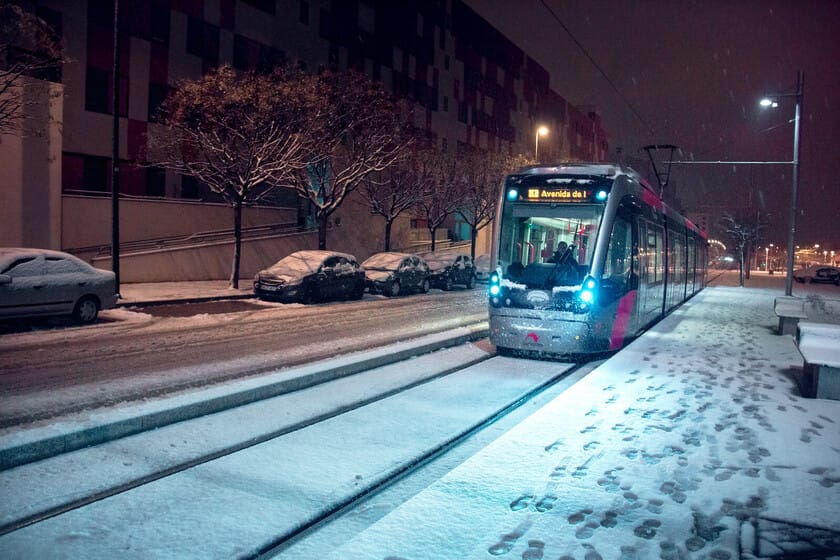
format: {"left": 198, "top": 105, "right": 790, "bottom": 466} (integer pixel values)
{"left": 0, "top": 248, "right": 117, "bottom": 323}
{"left": 793, "top": 265, "right": 840, "bottom": 285}
{"left": 419, "top": 252, "right": 476, "bottom": 290}
{"left": 474, "top": 253, "right": 492, "bottom": 283}
{"left": 254, "top": 250, "right": 366, "bottom": 303}
{"left": 362, "top": 252, "right": 430, "bottom": 296}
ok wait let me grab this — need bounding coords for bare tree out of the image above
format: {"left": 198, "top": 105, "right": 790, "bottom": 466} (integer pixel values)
{"left": 146, "top": 65, "right": 318, "bottom": 288}
{"left": 359, "top": 142, "right": 435, "bottom": 251}
{"left": 457, "top": 151, "right": 532, "bottom": 258}
{"left": 0, "top": 0, "right": 63, "bottom": 136}
{"left": 720, "top": 212, "right": 764, "bottom": 287}
{"left": 283, "top": 69, "right": 410, "bottom": 250}
{"left": 417, "top": 151, "right": 463, "bottom": 252}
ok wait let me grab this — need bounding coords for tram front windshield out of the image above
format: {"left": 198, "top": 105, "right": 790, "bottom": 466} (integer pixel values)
{"left": 498, "top": 202, "right": 603, "bottom": 289}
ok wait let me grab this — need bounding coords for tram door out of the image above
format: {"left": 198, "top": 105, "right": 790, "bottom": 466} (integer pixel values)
{"left": 637, "top": 219, "right": 666, "bottom": 326}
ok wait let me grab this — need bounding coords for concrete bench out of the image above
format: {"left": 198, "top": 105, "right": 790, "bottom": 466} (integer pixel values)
{"left": 795, "top": 321, "right": 840, "bottom": 400}
{"left": 774, "top": 295, "right": 808, "bottom": 336}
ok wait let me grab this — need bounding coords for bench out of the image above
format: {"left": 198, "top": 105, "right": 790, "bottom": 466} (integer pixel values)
{"left": 774, "top": 295, "right": 808, "bottom": 336}
{"left": 795, "top": 321, "right": 840, "bottom": 400}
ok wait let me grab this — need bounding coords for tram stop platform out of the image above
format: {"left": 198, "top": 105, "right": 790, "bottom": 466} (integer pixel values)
{"left": 318, "top": 271, "right": 840, "bottom": 560}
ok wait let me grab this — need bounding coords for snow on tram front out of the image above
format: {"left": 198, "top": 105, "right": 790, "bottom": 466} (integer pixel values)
{"left": 488, "top": 163, "right": 707, "bottom": 357}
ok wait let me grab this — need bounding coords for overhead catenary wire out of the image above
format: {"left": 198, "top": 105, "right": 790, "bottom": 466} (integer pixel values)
{"left": 536, "top": 0, "right": 656, "bottom": 137}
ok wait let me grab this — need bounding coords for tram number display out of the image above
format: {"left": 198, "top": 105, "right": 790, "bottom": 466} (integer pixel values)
{"left": 526, "top": 187, "right": 592, "bottom": 202}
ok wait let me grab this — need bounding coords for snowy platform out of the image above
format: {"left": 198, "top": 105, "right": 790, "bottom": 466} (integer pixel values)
{"left": 323, "top": 287, "right": 840, "bottom": 560}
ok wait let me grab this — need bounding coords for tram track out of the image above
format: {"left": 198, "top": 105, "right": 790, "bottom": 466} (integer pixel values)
{"left": 0, "top": 342, "right": 590, "bottom": 558}
{"left": 0, "top": 342, "right": 492, "bottom": 537}
{"left": 254, "top": 360, "right": 591, "bottom": 559}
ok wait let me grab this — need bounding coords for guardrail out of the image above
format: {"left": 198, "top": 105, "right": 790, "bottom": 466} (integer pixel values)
{"left": 67, "top": 221, "right": 304, "bottom": 257}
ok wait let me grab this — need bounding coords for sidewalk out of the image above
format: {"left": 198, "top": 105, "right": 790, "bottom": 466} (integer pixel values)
{"left": 116, "top": 279, "right": 254, "bottom": 306}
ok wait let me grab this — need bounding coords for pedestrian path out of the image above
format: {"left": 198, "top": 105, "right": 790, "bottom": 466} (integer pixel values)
{"left": 310, "top": 281, "right": 840, "bottom": 560}
{"left": 117, "top": 280, "right": 253, "bottom": 306}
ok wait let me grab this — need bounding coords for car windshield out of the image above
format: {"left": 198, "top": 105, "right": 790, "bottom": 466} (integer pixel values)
{"left": 267, "top": 252, "right": 326, "bottom": 276}
{"left": 363, "top": 253, "right": 405, "bottom": 270}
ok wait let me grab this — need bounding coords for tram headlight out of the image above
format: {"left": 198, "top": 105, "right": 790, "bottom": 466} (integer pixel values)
{"left": 506, "top": 188, "right": 519, "bottom": 201}
{"left": 595, "top": 189, "right": 608, "bottom": 201}
{"left": 489, "top": 271, "right": 501, "bottom": 296}
{"left": 577, "top": 276, "right": 597, "bottom": 307}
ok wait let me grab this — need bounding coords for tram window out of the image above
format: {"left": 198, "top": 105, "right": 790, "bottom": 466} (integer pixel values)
{"left": 603, "top": 218, "right": 632, "bottom": 284}
{"left": 646, "top": 223, "right": 664, "bottom": 283}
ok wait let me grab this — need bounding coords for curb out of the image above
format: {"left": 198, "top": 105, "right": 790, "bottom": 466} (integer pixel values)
{"left": 0, "top": 323, "right": 489, "bottom": 471}
{"left": 116, "top": 293, "right": 255, "bottom": 308}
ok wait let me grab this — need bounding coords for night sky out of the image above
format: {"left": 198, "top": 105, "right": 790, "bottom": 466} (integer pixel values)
{"left": 466, "top": 0, "right": 840, "bottom": 249}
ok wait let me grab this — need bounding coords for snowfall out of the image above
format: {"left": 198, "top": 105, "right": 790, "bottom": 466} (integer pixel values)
{"left": 1, "top": 271, "right": 839, "bottom": 559}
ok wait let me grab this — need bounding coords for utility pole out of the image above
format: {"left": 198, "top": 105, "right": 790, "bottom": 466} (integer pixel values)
{"left": 111, "top": 0, "right": 121, "bottom": 294}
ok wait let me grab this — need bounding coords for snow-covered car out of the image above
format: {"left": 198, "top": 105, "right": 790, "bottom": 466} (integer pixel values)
{"left": 419, "top": 252, "right": 476, "bottom": 290}
{"left": 0, "top": 248, "right": 117, "bottom": 324}
{"left": 793, "top": 265, "right": 840, "bottom": 285}
{"left": 254, "top": 250, "right": 366, "bottom": 303}
{"left": 362, "top": 252, "right": 430, "bottom": 297}
{"left": 474, "top": 253, "right": 492, "bottom": 283}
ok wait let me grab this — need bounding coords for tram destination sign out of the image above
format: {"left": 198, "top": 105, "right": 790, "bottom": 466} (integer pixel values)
{"left": 526, "top": 187, "right": 593, "bottom": 203}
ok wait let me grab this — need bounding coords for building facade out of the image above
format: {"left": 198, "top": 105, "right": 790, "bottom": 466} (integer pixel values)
{"left": 2, "top": 0, "right": 609, "bottom": 280}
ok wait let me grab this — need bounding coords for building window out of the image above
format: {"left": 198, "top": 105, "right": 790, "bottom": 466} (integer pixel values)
{"left": 299, "top": 0, "right": 309, "bottom": 25}
{"left": 150, "top": 0, "right": 170, "bottom": 44}
{"left": 147, "top": 167, "right": 166, "bottom": 197}
{"left": 87, "top": 0, "right": 113, "bottom": 28}
{"left": 148, "top": 82, "right": 170, "bottom": 121}
{"left": 83, "top": 155, "right": 110, "bottom": 192}
{"left": 181, "top": 176, "right": 201, "bottom": 199}
{"left": 242, "top": 0, "right": 276, "bottom": 14}
{"left": 85, "top": 66, "right": 128, "bottom": 116}
{"left": 186, "top": 17, "right": 219, "bottom": 64}
{"left": 443, "top": 96, "right": 448, "bottom": 112}
{"left": 358, "top": 3, "right": 374, "bottom": 33}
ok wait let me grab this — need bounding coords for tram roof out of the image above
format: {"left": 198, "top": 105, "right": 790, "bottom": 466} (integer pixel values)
{"left": 514, "top": 163, "right": 642, "bottom": 181}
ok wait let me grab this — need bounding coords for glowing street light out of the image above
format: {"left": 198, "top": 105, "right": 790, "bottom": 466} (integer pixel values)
{"left": 759, "top": 71, "right": 804, "bottom": 296}
{"left": 535, "top": 125, "right": 549, "bottom": 160}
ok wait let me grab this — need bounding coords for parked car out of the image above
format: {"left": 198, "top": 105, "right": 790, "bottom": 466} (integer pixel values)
{"left": 793, "top": 265, "right": 840, "bottom": 285}
{"left": 419, "top": 252, "right": 476, "bottom": 290}
{"left": 254, "top": 250, "right": 366, "bottom": 303}
{"left": 362, "top": 252, "right": 430, "bottom": 296}
{"left": 0, "top": 248, "right": 117, "bottom": 324}
{"left": 474, "top": 253, "right": 492, "bottom": 283}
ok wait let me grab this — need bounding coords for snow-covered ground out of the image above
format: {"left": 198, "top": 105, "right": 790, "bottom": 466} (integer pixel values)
{"left": 1, "top": 271, "right": 838, "bottom": 559}
{"left": 317, "top": 273, "right": 840, "bottom": 559}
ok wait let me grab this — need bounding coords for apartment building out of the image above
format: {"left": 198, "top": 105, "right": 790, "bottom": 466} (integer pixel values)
{"left": 1, "top": 0, "right": 609, "bottom": 280}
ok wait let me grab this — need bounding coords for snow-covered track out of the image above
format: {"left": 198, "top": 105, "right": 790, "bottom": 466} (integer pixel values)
{"left": 0, "top": 345, "right": 582, "bottom": 558}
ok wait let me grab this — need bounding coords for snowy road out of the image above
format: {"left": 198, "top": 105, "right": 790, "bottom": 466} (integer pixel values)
{"left": 0, "top": 289, "right": 487, "bottom": 427}
{"left": 0, "top": 342, "right": 583, "bottom": 558}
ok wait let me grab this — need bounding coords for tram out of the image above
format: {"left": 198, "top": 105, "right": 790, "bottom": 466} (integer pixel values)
{"left": 488, "top": 163, "right": 707, "bottom": 356}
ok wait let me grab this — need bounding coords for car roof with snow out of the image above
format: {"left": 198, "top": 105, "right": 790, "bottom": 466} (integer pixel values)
{"left": 362, "top": 252, "right": 411, "bottom": 269}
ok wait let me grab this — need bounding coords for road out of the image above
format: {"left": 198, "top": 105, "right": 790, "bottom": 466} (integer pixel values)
{"left": 0, "top": 289, "right": 487, "bottom": 428}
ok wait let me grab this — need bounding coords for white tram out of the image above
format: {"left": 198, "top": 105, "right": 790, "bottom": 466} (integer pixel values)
{"left": 488, "top": 163, "right": 707, "bottom": 356}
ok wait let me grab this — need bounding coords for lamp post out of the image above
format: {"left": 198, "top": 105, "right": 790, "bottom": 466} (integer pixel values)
{"left": 535, "top": 125, "right": 548, "bottom": 161}
{"left": 760, "top": 70, "right": 804, "bottom": 296}
{"left": 765, "top": 246, "right": 769, "bottom": 271}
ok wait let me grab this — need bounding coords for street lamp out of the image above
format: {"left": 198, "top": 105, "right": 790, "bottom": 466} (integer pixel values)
{"left": 759, "top": 70, "right": 804, "bottom": 296}
{"left": 535, "top": 125, "right": 548, "bottom": 160}
{"left": 765, "top": 246, "right": 769, "bottom": 271}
